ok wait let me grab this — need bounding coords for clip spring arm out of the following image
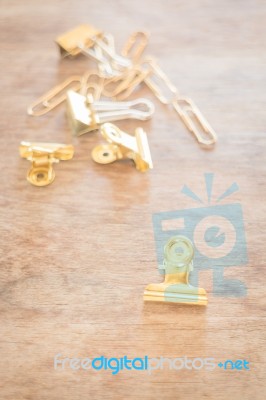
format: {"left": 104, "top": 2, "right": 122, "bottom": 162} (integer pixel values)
{"left": 91, "top": 97, "right": 154, "bottom": 121}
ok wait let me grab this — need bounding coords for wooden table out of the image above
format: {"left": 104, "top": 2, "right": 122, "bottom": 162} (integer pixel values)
{"left": 0, "top": 0, "right": 265, "bottom": 399}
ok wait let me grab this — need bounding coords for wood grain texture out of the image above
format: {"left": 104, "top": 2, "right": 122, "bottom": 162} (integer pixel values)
{"left": 0, "top": 0, "right": 266, "bottom": 399}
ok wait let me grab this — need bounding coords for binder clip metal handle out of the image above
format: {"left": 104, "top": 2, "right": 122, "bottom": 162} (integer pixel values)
{"left": 92, "top": 97, "right": 155, "bottom": 121}
{"left": 91, "top": 123, "right": 153, "bottom": 172}
{"left": 19, "top": 142, "right": 74, "bottom": 186}
{"left": 80, "top": 37, "right": 116, "bottom": 77}
{"left": 79, "top": 35, "right": 132, "bottom": 75}
{"left": 93, "top": 36, "right": 132, "bottom": 70}
{"left": 144, "top": 235, "right": 208, "bottom": 305}
{"left": 66, "top": 90, "right": 155, "bottom": 136}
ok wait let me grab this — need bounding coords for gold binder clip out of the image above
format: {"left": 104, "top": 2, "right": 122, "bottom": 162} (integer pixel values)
{"left": 144, "top": 236, "right": 208, "bottom": 305}
{"left": 19, "top": 142, "right": 74, "bottom": 186}
{"left": 66, "top": 90, "right": 154, "bottom": 136}
{"left": 55, "top": 24, "right": 103, "bottom": 57}
{"left": 56, "top": 25, "right": 131, "bottom": 75}
{"left": 91, "top": 123, "right": 153, "bottom": 172}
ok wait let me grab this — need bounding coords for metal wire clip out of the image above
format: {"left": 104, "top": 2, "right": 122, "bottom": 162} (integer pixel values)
{"left": 144, "top": 235, "right": 208, "bottom": 305}
{"left": 66, "top": 90, "right": 155, "bottom": 136}
{"left": 19, "top": 142, "right": 74, "bottom": 186}
{"left": 143, "top": 58, "right": 217, "bottom": 145}
{"left": 91, "top": 122, "right": 153, "bottom": 172}
{"left": 55, "top": 24, "right": 131, "bottom": 76}
{"left": 27, "top": 76, "right": 82, "bottom": 116}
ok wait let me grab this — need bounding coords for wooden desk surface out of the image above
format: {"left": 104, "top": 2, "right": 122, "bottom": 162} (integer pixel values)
{"left": 0, "top": 0, "right": 265, "bottom": 399}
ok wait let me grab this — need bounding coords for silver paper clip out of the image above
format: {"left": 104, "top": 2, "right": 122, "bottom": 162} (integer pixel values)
{"left": 83, "top": 34, "right": 131, "bottom": 76}
{"left": 66, "top": 90, "right": 155, "bottom": 136}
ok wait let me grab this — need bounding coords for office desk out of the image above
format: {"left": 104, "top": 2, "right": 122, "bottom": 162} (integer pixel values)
{"left": 0, "top": 0, "right": 265, "bottom": 398}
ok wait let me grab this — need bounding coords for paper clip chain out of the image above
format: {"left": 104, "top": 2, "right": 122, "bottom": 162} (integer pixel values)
{"left": 142, "top": 58, "right": 217, "bottom": 145}
{"left": 27, "top": 71, "right": 106, "bottom": 116}
{"left": 27, "top": 29, "right": 217, "bottom": 146}
{"left": 102, "top": 65, "right": 150, "bottom": 100}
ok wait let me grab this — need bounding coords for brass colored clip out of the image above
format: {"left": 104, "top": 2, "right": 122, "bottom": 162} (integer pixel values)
{"left": 55, "top": 24, "right": 103, "bottom": 57}
{"left": 103, "top": 65, "right": 151, "bottom": 100}
{"left": 143, "top": 58, "right": 217, "bottom": 145}
{"left": 80, "top": 34, "right": 118, "bottom": 77}
{"left": 56, "top": 25, "right": 131, "bottom": 75}
{"left": 86, "top": 34, "right": 132, "bottom": 74}
{"left": 80, "top": 70, "right": 105, "bottom": 100}
{"left": 144, "top": 236, "right": 208, "bottom": 305}
{"left": 19, "top": 142, "right": 74, "bottom": 186}
{"left": 27, "top": 76, "right": 82, "bottom": 116}
{"left": 91, "top": 123, "right": 153, "bottom": 172}
{"left": 121, "top": 31, "right": 150, "bottom": 63}
{"left": 172, "top": 98, "right": 217, "bottom": 146}
{"left": 66, "top": 90, "right": 154, "bottom": 136}
{"left": 143, "top": 58, "right": 178, "bottom": 104}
